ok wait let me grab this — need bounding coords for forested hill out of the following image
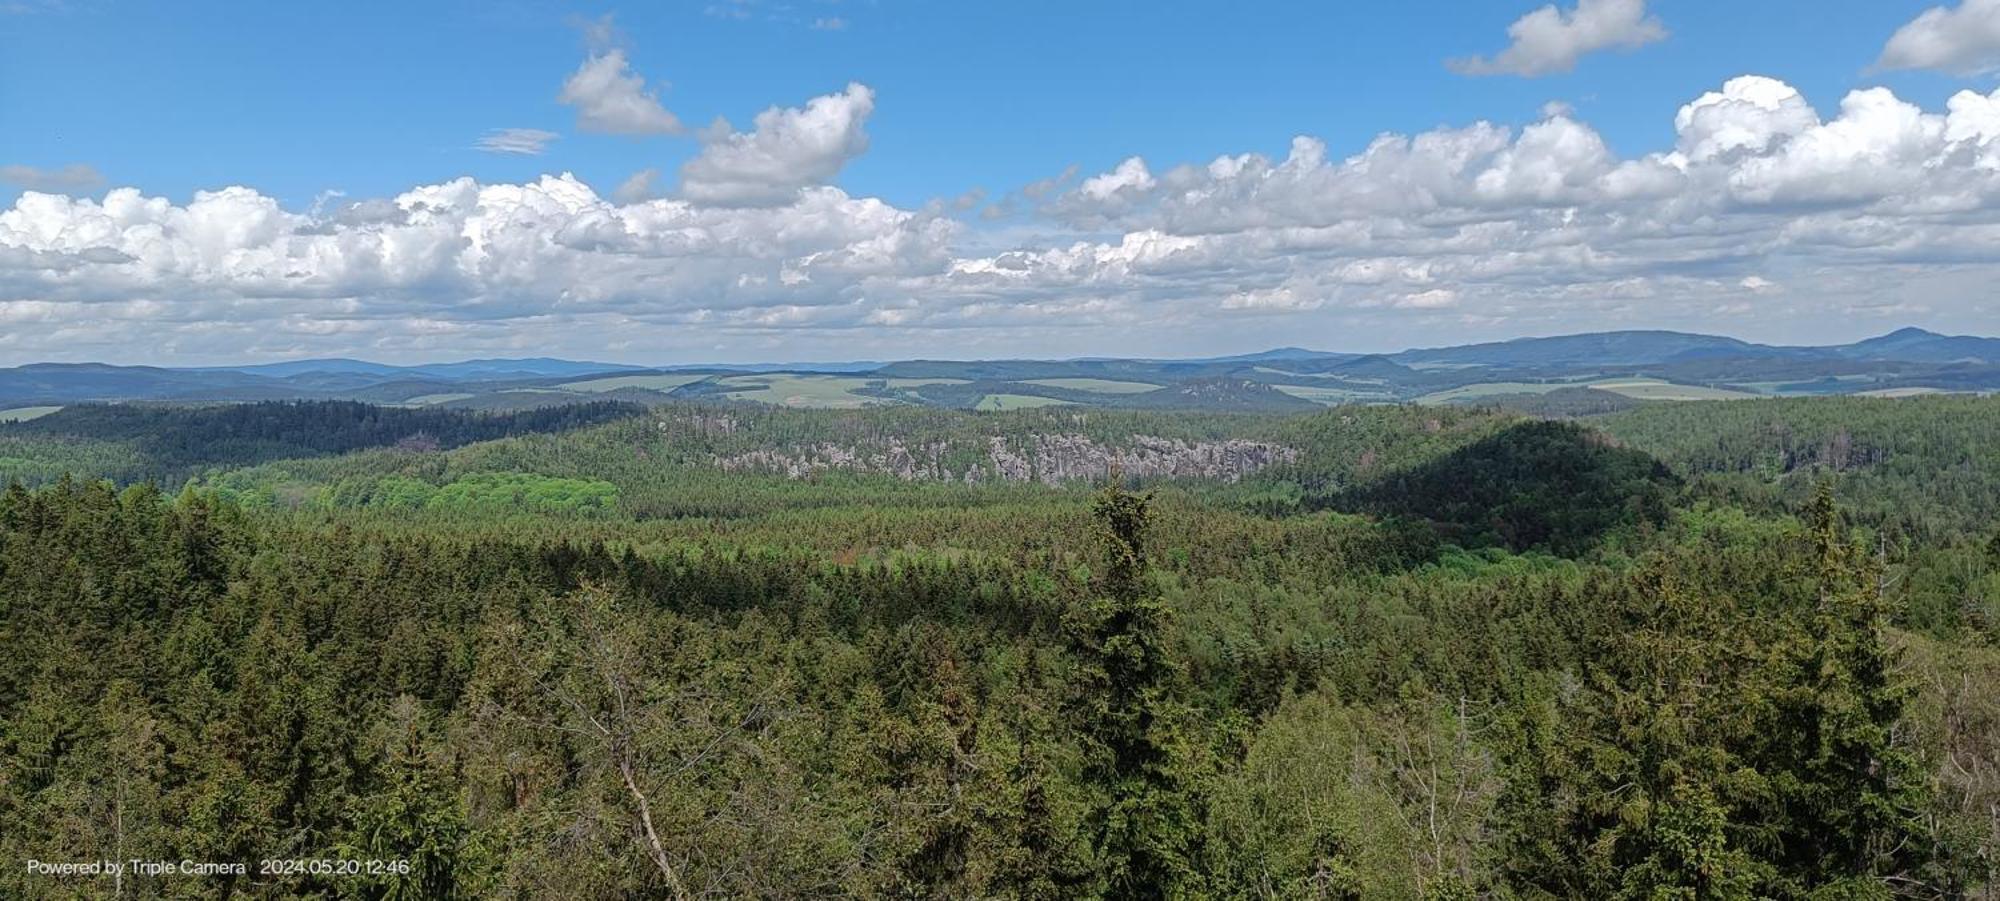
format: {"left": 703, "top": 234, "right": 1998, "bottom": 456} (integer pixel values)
{"left": 2, "top": 399, "right": 642, "bottom": 481}
{"left": 1601, "top": 395, "right": 2000, "bottom": 537}
{"left": 0, "top": 396, "right": 1997, "bottom": 897}
{"left": 2, "top": 458, "right": 1995, "bottom": 895}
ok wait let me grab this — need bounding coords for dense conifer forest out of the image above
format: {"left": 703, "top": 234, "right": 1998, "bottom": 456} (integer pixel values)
{"left": 1, "top": 395, "right": 1996, "bottom": 897}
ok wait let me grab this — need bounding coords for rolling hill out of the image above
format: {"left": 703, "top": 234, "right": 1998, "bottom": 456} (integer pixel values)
{"left": 3, "top": 328, "right": 1996, "bottom": 412}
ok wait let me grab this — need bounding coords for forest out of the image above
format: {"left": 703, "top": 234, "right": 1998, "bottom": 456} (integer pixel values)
{"left": 1, "top": 395, "right": 1997, "bottom": 898}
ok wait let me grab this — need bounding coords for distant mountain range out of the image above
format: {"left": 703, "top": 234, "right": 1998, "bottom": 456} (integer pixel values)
{"left": 1390, "top": 327, "right": 2000, "bottom": 368}
{"left": 3, "top": 328, "right": 1996, "bottom": 413}
{"left": 195, "top": 357, "right": 651, "bottom": 380}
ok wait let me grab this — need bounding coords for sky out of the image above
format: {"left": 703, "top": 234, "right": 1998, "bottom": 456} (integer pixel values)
{"left": 3, "top": 0, "right": 2000, "bottom": 365}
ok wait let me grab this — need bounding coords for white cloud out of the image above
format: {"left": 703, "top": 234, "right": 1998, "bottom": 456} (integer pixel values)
{"left": 612, "top": 168, "right": 663, "bottom": 204}
{"left": 558, "top": 48, "right": 684, "bottom": 136}
{"left": 1221, "top": 284, "right": 1321, "bottom": 313}
{"left": 473, "top": 128, "right": 560, "bottom": 155}
{"left": 1879, "top": 0, "right": 2000, "bottom": 75}
{"left": 1450, "top": 0, "right": 1667, "bottom": 77}
{"left": 1396, "top": 289, "right": 1460, "bottom": 309}
{"left": 905, "top": 76, "right": 2000, "bottom": 344}
{"left": 10, "top": 76, "right": 2000, "bottom": 362}
{"left": 679, "top": 83, "right": 875, "bottom": 206}
{"left": 0, "top": 175, "right": 957, "bottom": 360}
{"left": 1080, "top": 158, "right": 1157, "bottom": 200}
{"left": 1050, "top": 76, "right": 2000, "bottom": 228}
{"left": 1672, "top": 76, "right": 1818, "bottom": 162}
{"left": 1, "top": 163, "right": 104, "bottom": 192}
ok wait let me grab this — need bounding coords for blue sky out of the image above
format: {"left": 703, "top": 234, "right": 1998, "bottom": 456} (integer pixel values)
{"left": 3, "top": 0, "right": 2000, "bottom": 364}
{"left": 3, "top": 1, "right": 1969, "bottom": 208}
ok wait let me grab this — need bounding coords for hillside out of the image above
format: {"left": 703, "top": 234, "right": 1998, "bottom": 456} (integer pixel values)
{"left": 6, "top": 328, "right": 1997, "bottom": 414}
{"left": 2, "top": 394, "right": 1996, "bottom": 896}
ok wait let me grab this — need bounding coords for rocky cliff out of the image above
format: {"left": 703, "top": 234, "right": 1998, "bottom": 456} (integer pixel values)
{"left": 714, "top": 432, "right": 1295, "bottom": 484}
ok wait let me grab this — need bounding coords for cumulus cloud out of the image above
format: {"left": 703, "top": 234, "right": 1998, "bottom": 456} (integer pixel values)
{"left": 0, "top": 175, "right": 956, "bottom": 360}
{"left": 2, "top": 163, "right": 105, "bottom": 192}
{"left": 679, "top": 83, "right": 875, "bottom": 206}
{"left": 10, "top": 76, "right": 2000, "bottom": 362}
{"left": 1878, "top": 0, "right": 2000, "bottom": 75}
{"left": 473, "top": 128, "right": 560, "bottom": 155}
{"left": 1079, "top": 157, "right": 1156, "bottom": 200}
{"left": 905, "top": 75, "right": 2000, "bottom": 337}
{"left": 1450, "top": 0, "right": 1667, "bottom": 77}
{"left": 559, "top": 48, "right": 684, "bottom": 135}
{"left": 1672, "top": 76, "right": 1819, "bottom": 162}
{"left": 1048, "top": 75, "right": 2000, "bottom": 230}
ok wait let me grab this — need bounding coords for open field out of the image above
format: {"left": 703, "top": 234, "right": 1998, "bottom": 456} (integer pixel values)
{"left": 974, "top": 393, "right": 1074, "bottom": 410}
{"left": 716, "top": 374, "right": 887, "bottom": 408}
{"left": 1271, "top": 384, "right": 1390, "bottom": 405}
{"left": 1589, "top": 378, "right": 1759, "bottom": 400}
{"left": 399, "top": 393, "right": 475, "bottom": 406}
{"left": 1021, "top": 377, "right": 1163, "bottom": 394}
{"left": 1414, "top": 381, "right": 1582, "bottom": 404}
{"left": 1856, "top": 387, "right": 1952, "bottom": 398}
{"left": 558, "top": 373, "right": 713, "bottom": 393}
{"left": 1417, "top": 377, "right": 1758, "bottom": 405}
{"left": 709, "top": 374, "right": 972, "bottom": 407}
{"left": 0, "top": 406, "right": 61, "bottom": 423}
{"left": 1254, "top": 367, "right": 1391, "bottom": 385}
{"left": 1730, "top": 374, "right": 1876, "bottom": 395}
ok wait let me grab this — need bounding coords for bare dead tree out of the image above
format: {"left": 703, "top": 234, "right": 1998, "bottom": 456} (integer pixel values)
{"left": 524, "top": 583, "right": 791, "bottom": 900}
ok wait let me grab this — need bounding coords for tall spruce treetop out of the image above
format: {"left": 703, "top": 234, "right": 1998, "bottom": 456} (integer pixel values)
{"left": 1072, "top": 479, "right": 1204, "bottom": 898}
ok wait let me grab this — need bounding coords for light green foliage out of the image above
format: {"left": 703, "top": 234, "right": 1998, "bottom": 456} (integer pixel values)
{"left": 426, "top": 472, "right": 618, "bottom": 515}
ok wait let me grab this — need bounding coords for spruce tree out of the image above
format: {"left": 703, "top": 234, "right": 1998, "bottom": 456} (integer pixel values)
{"left": 1069, "top": 479, "right": 1200, "bottom": 898}
{"left": 1763, "top": 482, "right": 1936, "bottom": 891}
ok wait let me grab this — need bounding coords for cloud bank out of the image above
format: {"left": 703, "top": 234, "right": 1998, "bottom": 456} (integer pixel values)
{"left": 5, "top": 76, "right": 2000, "bottom": 362}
